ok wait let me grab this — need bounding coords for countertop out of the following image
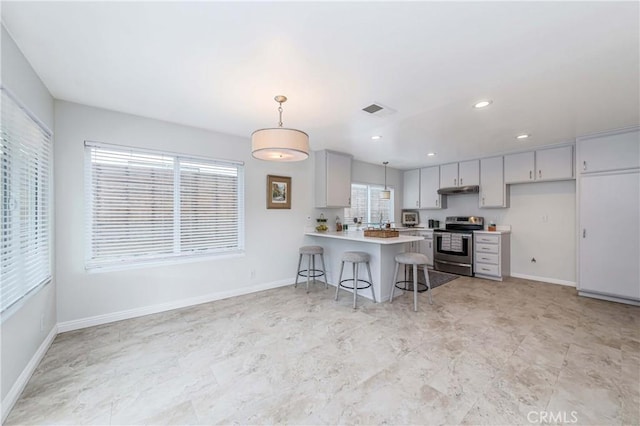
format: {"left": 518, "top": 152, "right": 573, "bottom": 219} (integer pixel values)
{"left": 305, "top": 231, "right": 424, "bottom": 245}
{"left": 474, "top": 230, "right": 511, "bottom": 234}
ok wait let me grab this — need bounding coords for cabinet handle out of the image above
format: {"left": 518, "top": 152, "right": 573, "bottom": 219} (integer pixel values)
{"left": 529, "top": 170, "right": 532, "bottom": 180}
{"left": 583, "top": 161, "right": 587, "bottom": 171}
{"left": 481, "top": 268, "right": 491, "bottom": 272}
{"left": 454, "top": 178, "right": 457, "bottom": 186}
{"left": 460, "top": 178, "right": 463, "bottom": 185}
{"left": 539, "top": 170, "right": 542, "bottom": 179}
{"left": 416, "top": 201, "right": 419, "bottom": 207}
{"left": 482, "top": 197, "right": 485, "bottom": 206}
{"left": 348, "top": 197, "right": 351, "bottom": 206}
{"left": 436, "top": 199, "right": 439, "bottom": 207}
{"left": 583, "top": 229, "right": 586, "bottom": 238}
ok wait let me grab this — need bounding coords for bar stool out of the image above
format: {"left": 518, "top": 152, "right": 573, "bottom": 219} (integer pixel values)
{"left": 390, "top": 252, "right": 432, "bottom": 312}
{"left": 295, "top": 246, "right": 327, "bottom": 293}
{"left": 335, "top": 251, "right": 376, "bottom": 309}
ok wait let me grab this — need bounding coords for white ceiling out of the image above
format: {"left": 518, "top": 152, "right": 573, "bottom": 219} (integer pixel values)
{"left": 2, "top": 1, "right": 639, "bottom": 169}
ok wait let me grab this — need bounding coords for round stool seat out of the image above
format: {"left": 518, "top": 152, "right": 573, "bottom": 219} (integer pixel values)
{"left": 342, "top": 251, "right": 370, "bottom": 263}
{"left": 299, "top": 245, "right": 324, "bottom": 255}
{"left": 395, "top": 252, "right": 429, "bottom": 265}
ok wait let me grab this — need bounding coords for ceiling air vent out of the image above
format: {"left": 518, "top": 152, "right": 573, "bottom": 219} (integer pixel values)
{"left": 362, "top": 104, "right": 383, "bottom": 114}
{"left": 361, "top": 102, "right": 397, "bottom": 117}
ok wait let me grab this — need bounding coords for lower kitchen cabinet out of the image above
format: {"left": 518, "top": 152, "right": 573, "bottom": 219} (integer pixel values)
{"left": 474, "top": 231, "right": 510, "bottom": 281}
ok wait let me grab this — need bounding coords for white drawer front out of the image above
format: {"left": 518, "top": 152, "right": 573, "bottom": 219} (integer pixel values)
{"left": 475, "top": 253, "right": 499, "bottom": 265}
{"left": 475, "top": 243, "right": 498, "bottom": 254}
{"left": 475, "top": 234, "right": 500, "bottom": 244}
{"left": 475, "top": 263, "right": 499, "bottom": 276}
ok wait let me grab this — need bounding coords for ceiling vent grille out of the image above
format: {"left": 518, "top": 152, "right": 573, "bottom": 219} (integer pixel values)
{"left": 361, "top": 102, "right": 397, "bottom": 117}
{"left": 362, "top": 104, "right": 383, "bottom": 114}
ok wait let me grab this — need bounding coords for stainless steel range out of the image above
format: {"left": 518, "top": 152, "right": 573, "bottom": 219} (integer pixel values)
{"left": 434, "top": 216, "right": 484, "bottom": 276}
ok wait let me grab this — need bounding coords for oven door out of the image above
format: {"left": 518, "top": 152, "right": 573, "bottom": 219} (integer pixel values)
{"left": 434, "top": 232, "right": 473, "bottom": 276}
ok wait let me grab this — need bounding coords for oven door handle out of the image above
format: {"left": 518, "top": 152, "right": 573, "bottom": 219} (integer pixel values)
{"left": 435, "top": 259, "right": 471, "bottom": 268}
{"left": 435, "top": 233, "right": 472, "bottom": 239}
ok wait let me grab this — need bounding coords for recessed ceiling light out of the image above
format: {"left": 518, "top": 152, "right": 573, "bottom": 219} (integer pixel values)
{"left": 516, "top": 134, "right": 530, "bottom": 140}
{"left": 473, "top": 100, "right": 493, "bottom": 109}
{"left": 427, "top": 152, "right": 436, "bottom": 157}
{"left": 371, "top": 135, "right": 382, "bottom": 140}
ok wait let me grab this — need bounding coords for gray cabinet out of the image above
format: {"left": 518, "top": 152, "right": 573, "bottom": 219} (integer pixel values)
{"left": 420, "top": 166, "right": 444, "bottom": 209}
{"left": 578, "top": 129, "right": 639, "bottom": 174}
{"left": 474, "top": 232, "right": 510, "bottom": 281}
{"left": 403, "top": 169, "right": 420, "bottom": 209}
{"left": 504, "top": 146, "right": 573, "bottom": 184}
{"left": 315, "top": 150, "right": 352, "bottom": 208}
{"left": 577, "top": 128, "right": 640, "bottom": 304}
{"left": 439, "top": 160, "right": 479, "bottom": 187}
{"left": 479, "top": 156, "right": 506, "bottom": 208}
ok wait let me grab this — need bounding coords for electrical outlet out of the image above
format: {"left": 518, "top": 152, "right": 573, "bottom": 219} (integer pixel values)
{"left": 542, "top": 215, "right": 549, "bottom": 223}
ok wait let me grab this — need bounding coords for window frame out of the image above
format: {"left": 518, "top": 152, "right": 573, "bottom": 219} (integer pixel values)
{"left": 344, "top": 182, "right": 395, "bottom": 225}
{"left": 84, "top": 141, "right": 245, "bottom": 271}
{"left": 1, "top": 87, "right": 53, "bottom": 316}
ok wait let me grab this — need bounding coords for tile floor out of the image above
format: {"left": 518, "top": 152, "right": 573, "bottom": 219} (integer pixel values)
{"left": 5, "top": 276, "right": 640, "bottom": 425}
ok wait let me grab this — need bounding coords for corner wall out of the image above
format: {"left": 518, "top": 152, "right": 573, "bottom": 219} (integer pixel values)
{"left": 54, "top": 101, "right": 316, "bottom": 326}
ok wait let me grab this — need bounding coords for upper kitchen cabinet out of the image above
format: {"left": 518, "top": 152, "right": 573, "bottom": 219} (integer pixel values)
{"left": 403, "top": 169, "right": 420, "bottom": 209}
{"left": 479, "top": 156, "right": 507, "bottom": 208}
{"left": 420, "top": 166, "right": 445, "bottom": 209}
{"left": 578, "top": 128, "right": 639, "bottom": 174}
{"left": 439, "top": 160, "right": 479, "bottom": 188}
{"left": 504, "top": 146, "right": 573, "bottom": 184}
{"left": 315, "top": 150, "right": 352, "bottom": 208}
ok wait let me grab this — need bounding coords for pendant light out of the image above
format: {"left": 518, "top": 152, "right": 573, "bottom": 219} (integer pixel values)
{"left": 380, "top": 161, "right": 391, "bottom": 199}
{"left": 251, "top": 95, "right": 309, "bottom": 161}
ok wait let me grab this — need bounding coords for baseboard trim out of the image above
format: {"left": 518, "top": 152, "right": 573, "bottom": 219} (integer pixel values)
{"left": 57, "top": 278, "right": 294, "bottom": 333}
{"left": 510, "top": 273, "right": 576, "bottom": 287}
{"left": 1, "top": 325, "right": 57, "bottom": 423}
{"left": 578, "top": 291, "right": 640, "bottom": 306}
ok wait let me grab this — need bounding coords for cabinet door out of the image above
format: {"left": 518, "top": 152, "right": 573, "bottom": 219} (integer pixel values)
{"left": 419, "top": 166, "right": 442, "bottom": 209}
{"left": 579, "top": 171, "right": 640, "bottom": 300}
{"left": 440, "top": 163, "right": 458, "bottom": 187}
{"left": 536, "top": 146, "right": 573, "bottom": 181}
{"left": 326, "top": 151, "right": 352, "bottom": 207}
{"left": 419, "top": 236, "right": 434, "bottom": 267}
{"left": 578, "top": 129, "right": 639, "bottom": 174}
{"left": 479, "top": 156, "right": 506, "bottom": 208}
{"left": 504, "top": 151, "right": 535, "bottom": 184}
{"left": 403, "top": 169, "right": 420, "bottom": 209}
{"left": 458, "top": 160, "right": 479, "bottom": 186}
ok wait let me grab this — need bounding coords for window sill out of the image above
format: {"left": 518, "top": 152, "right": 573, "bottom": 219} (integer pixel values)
{"left": 85, "top": 251, "right": 246, "bottom": 274}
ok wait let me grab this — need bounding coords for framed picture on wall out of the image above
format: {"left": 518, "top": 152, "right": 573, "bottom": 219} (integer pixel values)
{"left": 267, "top": 175, "right": 291, "bottom": 209}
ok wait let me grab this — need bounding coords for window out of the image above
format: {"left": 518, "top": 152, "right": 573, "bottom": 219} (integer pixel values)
{"left": 344, "top": 183, "right": 394, "bottom": 225}
{"left": 85, "top": 142, "right": 244, "bottom": 270}
{"left": 1, "top": 89, "right": 52, "bottom": 313}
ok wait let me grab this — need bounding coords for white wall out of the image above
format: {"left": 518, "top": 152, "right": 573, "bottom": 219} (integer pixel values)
{"left": 417, "top": 180, "right": 576, "bottom": 284}
{"left": 54, "top": 101, "right": 316, "bottom": 325}
{"left": 1, "top": 25, "right": 57, "bottom": 411}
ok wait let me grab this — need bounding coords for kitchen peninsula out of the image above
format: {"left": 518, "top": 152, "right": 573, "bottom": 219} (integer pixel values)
{"left": 304, "top": 231, "right": 424, "bottom": 303}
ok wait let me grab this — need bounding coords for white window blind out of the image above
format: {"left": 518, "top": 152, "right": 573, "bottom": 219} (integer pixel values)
{"left": 344, "top": 183, "right": 394, "bottom": 225}
{"left": 1, "top": 88, "right": 52, "bottom": 313}
{"left": 85, "top": 142, "right": 244, "bottom": 270}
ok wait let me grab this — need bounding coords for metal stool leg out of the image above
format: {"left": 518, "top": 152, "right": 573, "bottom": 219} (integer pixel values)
{"left": 306, "top": 254, "right": 311, "bottom": 293}
{"left": 390, "top": 262, "right": 400, "bottom": 302}
{"left": 413, "top": 264, "right": 418, "bottom": 312}
{"left": 352, "top": 262, "right": 358, "bottom": 309}
{"left": 365, "top": 261, "right": 376, "bottom": 302}
{"left": 294, "top": 253, "right": 303, "bottom": 288}
{"left": 320, "top": 254, "right": 328, "bottom": 289}
{"left": 335, "top": 261, "right": 345, "bottom": 301}
{"left": 423, "top": 266, "right": 433, "bottom": 305}
{"left": 309, "top": 255, "right": 317, "bottom": 294}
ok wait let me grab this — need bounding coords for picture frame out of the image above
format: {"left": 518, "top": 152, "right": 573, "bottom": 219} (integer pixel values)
{"left": 267, "top": 175, "right": 291, "bottom": 209}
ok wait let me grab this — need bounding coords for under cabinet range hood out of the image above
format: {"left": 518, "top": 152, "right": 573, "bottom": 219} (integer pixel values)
{"left": 437, "top": 185, "right": 480, "bottom": 195}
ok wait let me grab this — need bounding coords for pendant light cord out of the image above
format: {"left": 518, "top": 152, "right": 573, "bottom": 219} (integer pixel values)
{"left": 278, "top": 103, "right": 283, "bottom": 127}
